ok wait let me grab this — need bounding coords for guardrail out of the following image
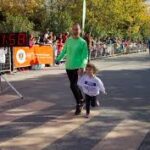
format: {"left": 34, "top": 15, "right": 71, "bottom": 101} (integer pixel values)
{"left": 90, "top": 43, "right": 147, "bottom": 59}
{"left": 0, "top": 47, "right": 11, "bottom": 73}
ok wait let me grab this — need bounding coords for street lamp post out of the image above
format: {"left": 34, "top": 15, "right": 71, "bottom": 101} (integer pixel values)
{"left": 82, "top": 0, "right": 86, "bottom": 36}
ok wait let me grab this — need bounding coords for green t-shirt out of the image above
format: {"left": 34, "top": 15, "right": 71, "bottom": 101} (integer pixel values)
{"left": 56, "top": 37, "right": 88, "bottom": 70}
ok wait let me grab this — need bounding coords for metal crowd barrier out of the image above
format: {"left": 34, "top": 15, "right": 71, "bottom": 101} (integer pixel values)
{"left": 127, "top": 44, "right": 147, "bottom": 53}
{"left": 90, "top": 43, "right": 147, "bottom": 60}
{"left": 0, "top": 47, "right": 11, "bottom": 73}
{"left": 0, "top": 47, "right": 23, "bottom": 98}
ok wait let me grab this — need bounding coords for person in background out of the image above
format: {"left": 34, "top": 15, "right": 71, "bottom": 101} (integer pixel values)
{"left": 39, "top": 33, "right": 44, "bottom": 43}
{"left": 56, "top": 23, "right": 88, "bottom": 115}
{"left": 84, "top": 32, "right": 91, "bottom": 62}
{"left": 148, "top": 39, "right": 150, "bottom": 55}
{"left": 103, "top": 43, "right": 107, "bottom": 56}
{"left": 123, "top": 40, "right": 128, "bottom": 54}
{"left": 62, "top": 32, "right": 69, "bottom": 43}
{"left": 53, "top": 35, "right": 57, "bottom": 41}
{"left": 46, "top": 36, "right": 53, "bottom": 45}
{"left": 44, "top": 28, "right": 50, "bottom": 43}
{"left": 53, "top": 40, "right": 58, "bottom": 59}
{"left": 50, "top": 32, "right": 54, "bottom": 38}
{"left": 57, "top": 34, "right": 64, "bottom": 55}
{"left": 29, "top": 35, "right": 36, "bottom": 47}
{"left": 78, "top": 63, "right": 106, "bottom": 118}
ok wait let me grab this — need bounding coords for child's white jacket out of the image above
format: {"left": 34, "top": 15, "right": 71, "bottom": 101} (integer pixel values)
{"left": 78, "top": 74, "right": 106, "bottom": 96}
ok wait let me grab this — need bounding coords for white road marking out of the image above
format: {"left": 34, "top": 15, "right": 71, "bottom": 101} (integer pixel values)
{"left": 92, "top": 119, "right": 149, "bottom": 150}
{"left": 0, "top": 100, "right": 54, "bottom": 126}
{"left": 0, "top": 95, "right": 18, "bottom": 105}
{"left": 0, "top": 110, "right": 100, "bottom": 150}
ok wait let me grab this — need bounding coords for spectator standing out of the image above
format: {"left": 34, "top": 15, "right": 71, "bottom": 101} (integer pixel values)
{"left": 84, "top": 32, "right": 92, "bottom": 62}
{"left": 46, "top": 36, "right": 53, "bottom": 45}
{"left": 57, "top": 34, "right": 64, "bottom": 55}
{"left": 44, "top": 29, "right": 50, "bottom": 43}
{"left": 148, "top": 39, "right": 150, "bottom": 55}
{"left": 62, "top": 32, "right": 69, "bottom": 43}
{"left": 29, "top": 35, "right": 36, "bottom": 47}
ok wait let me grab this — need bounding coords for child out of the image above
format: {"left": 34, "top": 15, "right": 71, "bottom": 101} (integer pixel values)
{"left": 78, "top": 63, "right": 106, "bottom": 118}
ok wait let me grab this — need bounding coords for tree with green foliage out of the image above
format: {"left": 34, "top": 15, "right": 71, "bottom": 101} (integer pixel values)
{"left": 0, "top": 0, "right": 150, "bottom": 40}
{"left": 0, "top": 13, "right": 34, "bottom": 32}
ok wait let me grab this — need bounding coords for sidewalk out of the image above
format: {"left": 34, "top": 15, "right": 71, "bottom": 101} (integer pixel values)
{"left": 4, "top": 51, "right": 149, "bottom": 83}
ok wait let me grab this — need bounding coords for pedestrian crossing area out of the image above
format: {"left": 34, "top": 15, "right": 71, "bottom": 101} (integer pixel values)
{"left": 0, "top": 95, "right": 149, "bottom": 150}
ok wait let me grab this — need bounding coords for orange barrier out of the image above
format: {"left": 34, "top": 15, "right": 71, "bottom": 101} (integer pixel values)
{"left": 13, "top": 45, "right": 54, "bottom": 68}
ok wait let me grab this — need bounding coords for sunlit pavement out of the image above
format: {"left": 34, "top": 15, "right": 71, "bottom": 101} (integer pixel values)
{"left": 0, "top": 52, "right": 150, "bottom": 150}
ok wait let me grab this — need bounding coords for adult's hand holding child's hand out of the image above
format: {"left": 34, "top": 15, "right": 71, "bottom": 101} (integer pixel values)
{"left": 78, "top": 68, "right": 84, "bottom": 76}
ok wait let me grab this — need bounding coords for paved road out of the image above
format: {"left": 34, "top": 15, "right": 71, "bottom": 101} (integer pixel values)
{"left": 0, "top": 52, "right": 150, "bottom": 150}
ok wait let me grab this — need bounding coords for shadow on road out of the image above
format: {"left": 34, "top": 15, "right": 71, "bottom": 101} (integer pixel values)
{"left": 0, "top": 68, "right": 150, "bottom": 149}
{"left": 99, "top": 68, "right": 150, "bottom": 122}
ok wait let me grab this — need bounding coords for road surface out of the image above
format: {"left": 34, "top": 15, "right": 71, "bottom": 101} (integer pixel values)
{"left": 0, "top": 52, "right": 150, "bottom": 150}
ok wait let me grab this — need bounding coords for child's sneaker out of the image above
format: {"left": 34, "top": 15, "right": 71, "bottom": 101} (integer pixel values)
{"left": 96, "top": 99, "right": 100, "bottom": 107}
{"left": 91, "top": 99, "right": 100, "bottom": 107}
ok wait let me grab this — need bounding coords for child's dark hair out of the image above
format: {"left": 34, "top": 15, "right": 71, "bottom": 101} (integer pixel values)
{"left": 86, "top": 63, "right": 98, "bottom": 74}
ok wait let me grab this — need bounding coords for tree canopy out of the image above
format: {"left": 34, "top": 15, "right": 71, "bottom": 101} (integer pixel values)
{"left": 0, "top": 0, "right": 150, "bottom": 40}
